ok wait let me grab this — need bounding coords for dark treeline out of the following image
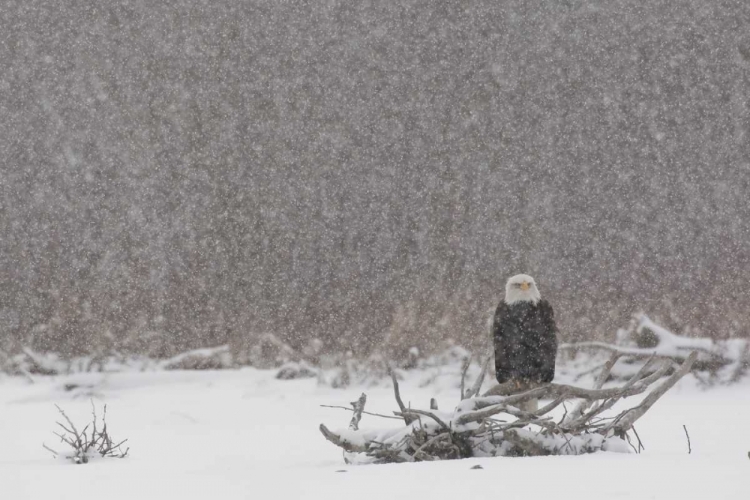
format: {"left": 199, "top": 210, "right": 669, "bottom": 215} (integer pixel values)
{"left": 1, "top": 1, "right": 749, "bottom": 359}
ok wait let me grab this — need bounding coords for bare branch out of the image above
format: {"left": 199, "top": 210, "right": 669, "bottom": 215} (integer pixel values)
{"left": 320, "top": 405, "right": 401, "bottom": 420}
{"left": 562, "top": 355, "right": 660, "bottom": 427}
{"left": 535, "top": 394, "right": 566, "bottom": 416}
{"left": 397, "top": 409, "right": 449, "bottom": 431}
{"left": 558, "top": 342, "right": 675, "bottom": 361}
{"left": 499, "top": 407, "right": 558, "bottom": 432}
{"left": 563, "top": 362, "right": 670, "bottom": 430}
{"left": 563, "top": 352, "right": 622, "bottom": 425}
{"left": 459, "top": 355, "right": 472, "bottom": 400}
{"left": 460, "top": 361, "right": 673, "bottom": 427}
{"left": 464, "top": 355, "right": 491, "bottom": 399}
{"left": 348, "top": 393, "right": 366, "bottom": 431}
{"left": 632, "top": 425, "right": 645, "bottom": 453}
{"left": 387, "top": 362, "right": 416, "bottom": 425}
{"left": 45, "top": 402, "right": 128, "bottom": 463}
{"left": 595, "top": 352, "right": 624, "bottom": 387}
{"left": 609, "top": 351, "right": 698, "bottom": 433}
{"left": 559, "top": 341, "right": 723, "bottom": 366}
{"left": 729, "top": 344, "right": 750, "bottom": 384}
{"left": 42, "top": 443, "right": 59, "bottom": 456}
{"left": 55, "top": 405, "right": 81, "bottom": 438}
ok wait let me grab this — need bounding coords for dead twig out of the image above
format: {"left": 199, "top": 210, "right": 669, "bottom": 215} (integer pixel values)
{"left": 387, "top": 362, "right": 416, "bottom": 425}
{"left": 460, "top": 355, "right": 472, "bottom": 400}
{"left": 632, "top": 425, "right": 645, "bottom": 453}
{"left": 320, "top": 405, "right": 401, "bottom": 420}
{"left": 464, "top": 354, "right": 492, "bottom": 400}
{"left": 397, "top": 409, "right": 450, "bottom": 431}
{"left": 348, "top": 393, "right": 366, "bottom": 431}
{"left": 563, "top": 352, "right": 622, "bottom": 425}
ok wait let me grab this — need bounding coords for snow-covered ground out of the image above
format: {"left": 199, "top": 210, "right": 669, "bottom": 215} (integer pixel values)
{"left": 1, "top": 367, "right": 748, "bottom": 499}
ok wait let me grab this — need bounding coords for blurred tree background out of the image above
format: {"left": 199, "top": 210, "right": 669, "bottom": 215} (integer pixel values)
{"left": 1, "top": 1, "right": 748, "bottom": 359}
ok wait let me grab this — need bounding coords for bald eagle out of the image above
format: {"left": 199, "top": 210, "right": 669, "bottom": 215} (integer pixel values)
{"left": 492, "top": 274, "right": 558, "bottom": 386}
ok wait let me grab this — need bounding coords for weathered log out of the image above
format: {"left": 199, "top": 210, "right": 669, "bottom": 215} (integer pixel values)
{"left": 319, "top": 424, "right": 367, "bottom": 453}
{"left": 559, "top": 314, "right": 736, "bottom": 375}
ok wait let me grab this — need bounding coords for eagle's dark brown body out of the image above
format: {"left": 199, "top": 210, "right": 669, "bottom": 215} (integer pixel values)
{"left": 492, "top": 299, "right": 558, "bottom": 384}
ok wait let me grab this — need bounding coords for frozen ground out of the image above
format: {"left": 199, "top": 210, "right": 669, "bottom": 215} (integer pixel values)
{"left": 1, "top": 367, "right": 748, "bottom": 500}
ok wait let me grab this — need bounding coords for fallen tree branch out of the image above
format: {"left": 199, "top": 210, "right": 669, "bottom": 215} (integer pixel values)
{"left": 560, "top": 314, "right": 738, "bottom": 379}
{"left": 463, "top": 366, "right": 668, "bottom": 426}
{"left": 563, "top": 352, "right": 622, "bottom": 425}
{"left": 562, "top": 355, "right": 663, "bottom": 430}
{"left": 320, "top": 351, "right": 698, "bottom": 463}
{"left": 319, "top": 424, "right": 368, "bottom": 453}
{"left": 608, "top": 351, "right": 698, "bottom": 433}
{"left": 558, "top": 342, "right": 677, "bottom": 361}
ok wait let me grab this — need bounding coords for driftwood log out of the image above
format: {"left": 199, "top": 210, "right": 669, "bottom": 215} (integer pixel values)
{"left": 558, "top": 341, "right": 729, "bottom": 373}
{"left": 559, "top": 315, "right": 746, "bottom": 378}
{"left": 319, "top": 351, "right": 698, "bottom": 464}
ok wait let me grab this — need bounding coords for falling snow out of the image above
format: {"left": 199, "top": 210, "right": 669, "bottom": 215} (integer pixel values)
{"left": 1, "top": 2, "right": 749, "bottom": 361}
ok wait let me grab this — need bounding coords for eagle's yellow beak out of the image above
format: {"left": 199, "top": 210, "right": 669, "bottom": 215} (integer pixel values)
{"left": 520, "top": 282, "right": 530, "bottom": 291}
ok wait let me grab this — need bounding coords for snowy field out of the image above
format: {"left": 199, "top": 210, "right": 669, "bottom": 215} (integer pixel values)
{"left": 1, "top": 368, "right": 748, "bottom": 500}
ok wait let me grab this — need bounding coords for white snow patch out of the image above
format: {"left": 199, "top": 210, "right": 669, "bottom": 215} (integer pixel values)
{"left": 0, "top": 366, "right": 748, "bottom": 499}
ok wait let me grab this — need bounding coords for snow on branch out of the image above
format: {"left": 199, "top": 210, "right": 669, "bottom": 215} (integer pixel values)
{"left": 159, "top": 345, "right": 232, "bottom": 370}
{"left": 319, "top": 351, "right": 697, "bottom": 463}
{"left": 559, "top": 314, "right": 749, "bottom": 385}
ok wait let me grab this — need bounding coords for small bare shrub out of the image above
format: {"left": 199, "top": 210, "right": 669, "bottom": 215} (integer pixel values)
{"left": 43, "top": 401, "right": 129, "bottom": 464}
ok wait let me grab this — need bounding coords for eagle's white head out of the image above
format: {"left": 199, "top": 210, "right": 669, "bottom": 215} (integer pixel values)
{"left": 504, "top": 274, "right": 541, "bottom": 305}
